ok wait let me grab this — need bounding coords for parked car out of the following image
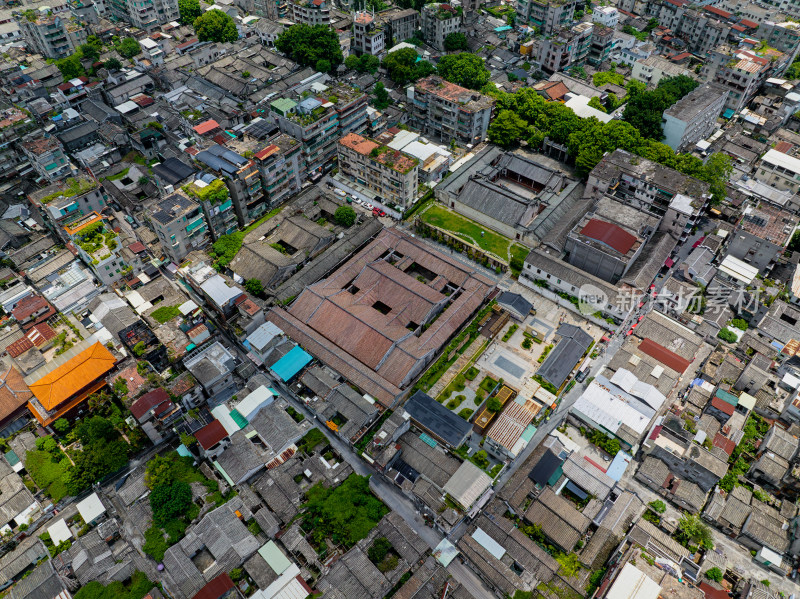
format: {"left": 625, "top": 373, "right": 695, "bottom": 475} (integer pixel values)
{"left": 333, "top": 188, "right": 346, "bottom": 197}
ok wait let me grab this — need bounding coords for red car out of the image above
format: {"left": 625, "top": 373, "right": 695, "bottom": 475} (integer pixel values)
{"left": 373, "top": 208, "right": 386, "bottom": 217}
{"left": 626, "top": 330, "right": 633, "bottom": 336}
{"left": 631, "top": 323, "right": 638, "bottom": 330}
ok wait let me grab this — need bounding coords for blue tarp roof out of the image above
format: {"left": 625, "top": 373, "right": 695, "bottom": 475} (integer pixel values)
{"left": 723, "top": 108, "right": 735, "bottom": 119}
{"left": 177, "top": 444, "right": 192, "bottom": 457}
{"left": 606, "top": 450, "right": 631, "bottom": 481}
{"left": 272, "top": 345, "right": 312, "bottom": 381}
{"left": 495, "top": 25, "right": 512, "bottom": 31}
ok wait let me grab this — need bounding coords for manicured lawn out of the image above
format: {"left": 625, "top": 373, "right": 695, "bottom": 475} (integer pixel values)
{"left": 420, "top": 205, "right": 512, "bottom": 258}
{"left": 510, "top": 243, "right": 530, "bottom": 267}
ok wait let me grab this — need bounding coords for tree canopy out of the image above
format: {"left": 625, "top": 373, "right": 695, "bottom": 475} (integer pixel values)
{"left": 301, "top": 474, "right": 388, "bottom": 549}
{"left": 444, "top": 32, "right": 468, "bottom": 51}
{"left": 275, "top": 24, "right": 343, "bottom": 69}
{"left": 383, "top": 47, "right": 435, "bottom": 85}
{"left": 373, "top": 82, "right": 390, "bottom": 109}
{"left": 56, "top": 55, "right": 84, "bottom": 81}
{"left": 245, "top": 278, "right": 263, "bottom": 296}
{"left": 483, "top": 85, "right": 732, "bottom": 201}
{"left": 104, "top": 57, "right": 122, "bottom": 71}
{"left": 345, "top": 53, "right": 380, "bottom": 73}
{"left": 334, "top": 205, "right": 357, "bottom": 227}
{"left": 116, "top": 37, "right": 141, "bottom": 59}
{"left": 677, "top": 512, "right": 714, "bottom": 549}
{"left": 150, "top": 481, "right": 193, "bottom": 527}
{"left": 623, "top": 75, "right": 698, "bottom": 140}
{"left": 178, "top": 0, "right": 202, "bottom": 24}
{"left": 487, "top": 110, "right": 528, "bottom": 148}
{"left": 194, "top": 9, "right": 238, "bottom": 43}
{"left": 437, "top": 53, "right": 490, "bottom": 90}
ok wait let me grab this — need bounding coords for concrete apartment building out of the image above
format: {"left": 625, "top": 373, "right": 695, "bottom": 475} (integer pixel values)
{"left": 673, "top": 9, "right": 730, "bottom": 56}
{"left": 106, "top": 0, "right": 179, "bottom": 30}
{"left": 516, "top": 0, "right": 577, "bottom": 35}
{"left": 352, "top": 8, "right": 418, "bottom": 56}
{"left": 289, "top": 0, "right": 330, "bottom": 25}
{"left": 195, "top": 144, "right": 264, "bottom": 227}
{"left": 337, "top": 133, "right": 419, "bottom": 210}
{"left": 757, "top": 149, "right": 800, "bottom": 194}
{"left": 352, "top": 11, "right": 385, "bottom": 56}
{"left": 65, "top": 213, "right": 129, "bottom": 286}
{"left": 592, "top": 5, "right": 618, "bottom": 27}
{"left": 631, "top": 56, "right": 695, "bottom": 87}
{"left": 587, "top": 149, "right": 711, "bottom": 219}
{"left": 421, "top": 1, "right": 463, "bottom": 51}
{"left": 252, "top": 134, "right": 305, "bottom": 208}
{"left": 183, "top": 175, "right": 238, "bottom": 242}
{"left": 30, "top": 176, "right": 105, "bottom": 231}
{"left": 758, "top": 21, "right": 800, "bottom": 63}
{"left": 409, "top": 76, "right": 494, "bottom": 146}
{"left": 148, "top": 193, "right": 208, "bottom": 264}
{"left": 16, "top": 11, "right": 86, "bottom": 59}
{"left": 704, "top": 46, "right": 789, "bottom": 113}
{"left": 587, "top": 26, "right": 615, "bottom": 66}
{"left": 20, "top": 137, "right": 72, "bottom": 183}
{"left": 271, "top": 84, "right": 368, "bottom": 175}
{"left": 539, "top": 22, "right": 593, "bottom": 73}
{"left": 662, "top": 82, "right": 727, "bottom": 151}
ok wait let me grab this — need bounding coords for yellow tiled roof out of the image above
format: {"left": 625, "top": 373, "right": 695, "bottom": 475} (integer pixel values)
{"left": 29, "top": 342, "right": 116, "bottom": 410}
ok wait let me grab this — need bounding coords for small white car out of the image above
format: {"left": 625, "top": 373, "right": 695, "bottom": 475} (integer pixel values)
{"left": 333, "top": 188, "right": 346, "bottom": 197}
{"left": 363, "top": 203, "right": 374, "bottom": 211}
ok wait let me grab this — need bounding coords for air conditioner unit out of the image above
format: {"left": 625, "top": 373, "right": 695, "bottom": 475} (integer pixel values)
{"left": 163, "top": 184, "right": 174, "bottom": 194}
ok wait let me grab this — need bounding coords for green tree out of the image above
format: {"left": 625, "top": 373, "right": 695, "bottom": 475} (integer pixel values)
{"left": 718, "top": 328, "right": 737, "bottom": 343}
{"left": 437, "top": 53, "right": 490, "bottom": 89}
{"left": 66, "top": 439, "right": 129, "bottom": 494}
{"left": 373, "top": 82, "right": 390, "bottom": 109}
{"left": 444, "top": 32, "right": 468, "bottom": 51}
{"left": 193, "top": 9, "right": 238, "bottom": 43}
{"left": 648, "top": 500, "right": 666, "bottom": 513}
{"left": 104, "top": 57, "right": 122, "bottom": 71}
{"left": 301, "top": 474, "right": 388, "bottom": 549}
{"left": 112, "top": 378, "right": 129, "bottom": 397}
{"left": 730, "top": 318, "right": 748, "bottom": 331}
{"left": 678, "top": 512, "right": 714, "bottom": 549}
{"left": 367, "top": 537, "right": 392, "bottom": 563}
{"left": 178, "top": 0, "right": 202, "bottom": 24}
{"left": 56, "top": 55, "right": 85, "bottom": 81}
{"left": 74, "top": 416, "right": 118, "bottom": 445}
{"left": 486, "top": 397, "right": 502, "bottom": 412}
{"left": 472, "top": 450, "right": 489, "bottom": 468}
{"left": 383, "top": 47, "right": 435, "bottom": 85}
{"left": 116, "top": 37, "right": 142, "bottom": 59}
{"left": 623, "top": 75, "right": 698, "bottom": 140}
{"left": 53, "top": 418, "right": 70, "bottom": 435}
{"left": 345, "top": 54, "right": 360, "bottom": 70}
{"left": 275, "top": 24, "right": 343, "bottom": 69}
{"left": 587, "top": 96, "right": 607, "bottom": 113}
{"left": 487, "top": 109, "right": 527, "bottom": 148}
{"left": 359, "top": 54, "right": 380, "bottom": 73}
{"left": 705, "top": 567, "right": 723, "bottom": 582}
{"left": 334, "top": 205, "right": 357, "bottom": 227}
{"left": 316, "top": 58, "right": 331, "bottom": 73}
{"left": 245, "top": 278, "right": 263, "bottom": 296}
{"left": 786, "top": 61, "right": 800, "bottom": 79}
{"left": 150, "top": 481, "right": 192, "bottom": 527}
{"left": 78, "top": 43, "right": 100, "bottom": 63}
